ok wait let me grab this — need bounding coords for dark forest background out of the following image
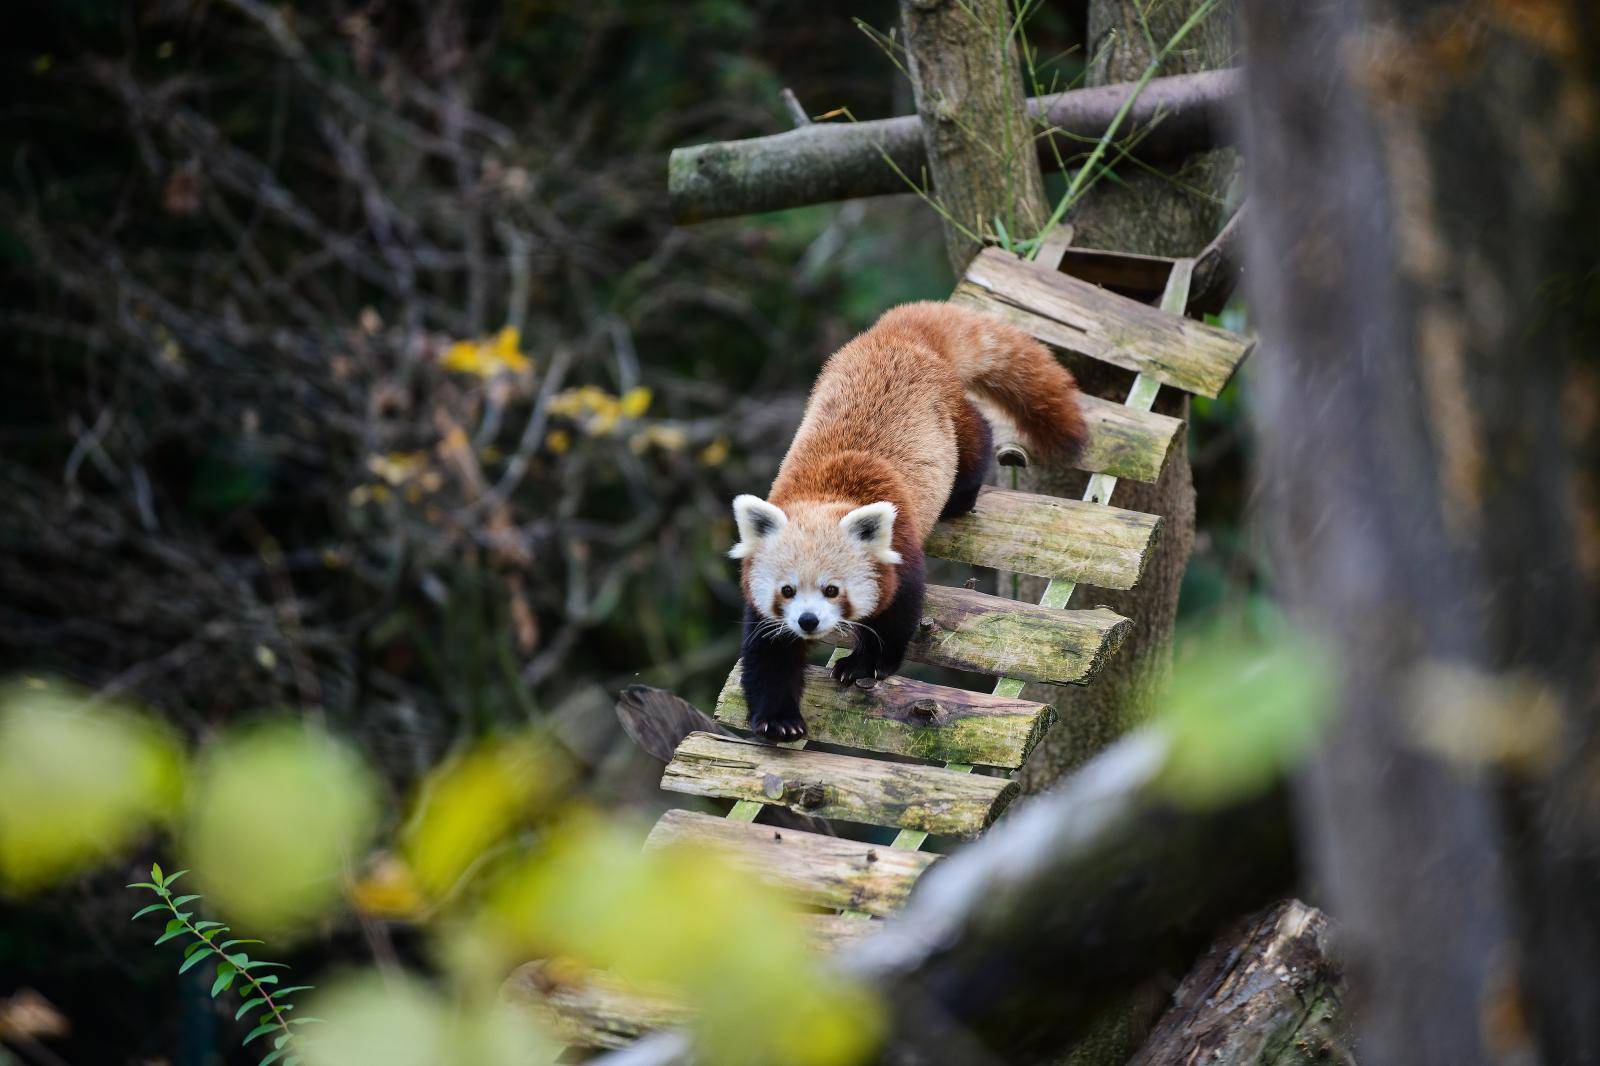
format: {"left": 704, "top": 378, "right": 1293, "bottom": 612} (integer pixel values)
{"left": 0, "top": 2, "right": 1254, "bottom": 1060}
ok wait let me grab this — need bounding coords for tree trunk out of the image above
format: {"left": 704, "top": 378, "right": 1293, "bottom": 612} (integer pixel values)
{"left": 1128, "top": 900, "right": 1354, "bottom": 1066}
{"left": 1015, "top": 0, "right": 1234, "bottom": 788}
{"left": 1239, "top": 1, "right": 1600, "bottom": 1063}
{"left": 899, "top": 0, "right": 1051, "bottom": 274}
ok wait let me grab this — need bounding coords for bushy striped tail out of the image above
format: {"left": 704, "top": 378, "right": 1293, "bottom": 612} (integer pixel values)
{"left": 877, "top": 301, "right": 1087, "bottom": 461}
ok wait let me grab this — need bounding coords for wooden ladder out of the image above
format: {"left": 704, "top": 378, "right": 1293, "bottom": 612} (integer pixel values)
{"left": 513, "top": 243, "right": 1253, "bottom": 1052}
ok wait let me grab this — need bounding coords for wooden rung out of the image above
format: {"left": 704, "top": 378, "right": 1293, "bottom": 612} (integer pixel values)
{"left": 821, "top": 584, "right": 1131, "bottom": 685}
{"left": 645, "top": 809, "right": 936, "bottom": 917}
{"left": 953, "top": 247, "right": 1252, "bottom": 398}
{"left": 662, "top": 732, "right": 1017, "bottom": 837}
{"left": 715, "top": 665, "right": 1052, "bottom": 769}
{"left": 1075, "top": 391, "right": 1185, "bottom": 482}
{"left": 925, "top": 485, "right": 1161, "bottom": 589}
{"left": 505, "top": 962, "right": 686, "bottom": 1051}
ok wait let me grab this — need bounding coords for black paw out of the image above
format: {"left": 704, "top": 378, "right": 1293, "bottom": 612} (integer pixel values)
{"left": 832, "top": 649, "right": 883, "bottom": 684}
{"left": 749, "top": 704, "right": 807, "bottom": 742}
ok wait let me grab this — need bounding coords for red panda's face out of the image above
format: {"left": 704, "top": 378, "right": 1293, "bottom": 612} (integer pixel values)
{"left": 729, "top": 495, "right": 901, "bottom": 640}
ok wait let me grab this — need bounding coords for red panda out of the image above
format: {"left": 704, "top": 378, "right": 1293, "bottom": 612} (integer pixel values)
{"left": 729, "top": 301, "right": 1086, "bottom": 740}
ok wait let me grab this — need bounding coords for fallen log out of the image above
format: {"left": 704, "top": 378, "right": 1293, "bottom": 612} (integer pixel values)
{"left": 1128, "top": 899, "right": 1355, "bottom": 1066}
{"left": 667, "top": 70, "right": 1239, "bottom": 223}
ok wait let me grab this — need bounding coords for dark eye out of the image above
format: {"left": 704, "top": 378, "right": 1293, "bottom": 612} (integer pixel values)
{"left": 823, "top": 585, "right": 839, "bottom": 598}
{"left": 780, "top": 585, "right": 796, "bottom": 598}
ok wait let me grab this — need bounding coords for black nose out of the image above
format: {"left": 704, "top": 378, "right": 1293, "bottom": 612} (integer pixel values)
{"left": 797, "top": 612, "right": 819, "bottom": 633}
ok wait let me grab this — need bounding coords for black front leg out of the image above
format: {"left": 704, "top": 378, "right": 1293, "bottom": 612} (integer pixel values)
{"left": 832, "top": 546, "right": 926, "bottom": 684}
{"left": 740, "top": 605, "right": 809, "bottom": 741}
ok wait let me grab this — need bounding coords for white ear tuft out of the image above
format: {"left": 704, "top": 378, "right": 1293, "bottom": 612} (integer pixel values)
{"left": 841, "top": 501, "right": 902, "bottom": 565}
{"left": 729, "top": 494, "right": 787, "bottom": 559}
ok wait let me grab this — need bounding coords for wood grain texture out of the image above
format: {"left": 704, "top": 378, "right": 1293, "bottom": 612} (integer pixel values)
{"left": 953, "top": 247, "right": 1253, "bottom": 397}
{"left": 924, "top": 486, "right": 1161, "bottom": 589}
{"left": 645, "top": 809, "right": 936, "bottom": 917}
{"left": 661, "top": 732, "right": 1017, "bottom": 837}
{"left": 716, "top": 664, "right": 1053, "bottom": 769}
{"left": 821, "top": 583, "right": 1131, "bottom": 685}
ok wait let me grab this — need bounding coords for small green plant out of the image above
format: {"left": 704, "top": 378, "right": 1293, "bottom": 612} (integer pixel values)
{"left": 130, "top": 864, "right": 316, "bottom": 1065}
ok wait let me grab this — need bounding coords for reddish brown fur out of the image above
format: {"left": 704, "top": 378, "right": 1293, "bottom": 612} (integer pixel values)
{"left": 754, "top": 302, "right": 1084, "bottom": 608}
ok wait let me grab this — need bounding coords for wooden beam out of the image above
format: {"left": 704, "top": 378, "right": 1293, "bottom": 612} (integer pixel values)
{"left": 820, "top": 584, "right": 1131, "bottom": 686}
{"left": 661, "top": 732, "right": 1018, "bottom": 837}
{"left": 667, "top": 70, "right": 1239, "bottom": 223}
{"left": 954, "top": 248, "right": 1252, "bottom": 397}
{"left": 715, "top": 664, "right": 1054, "bottom": 769}
{"left": 924, "top": 486, "right": 1162, "bottom": 589}
{"left": 644, "top": 809, "right": 936, "bottom": 918}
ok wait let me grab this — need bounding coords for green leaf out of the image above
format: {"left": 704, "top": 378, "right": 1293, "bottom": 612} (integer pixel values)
{"left": 170, "top": 894, "right": 201, "bottom": 907}
{"left": 242, "top": 1022, "right": 277, "bottom": 1047}
{"left": 258, "top": 1049, "right": 289, "bottom": 1066}
{"left": 220, "top": 939, "right": 263, "bottom": 949}
{"left": 272, "top": 986, "right": 313, "bottom": 997}
{"left": 126, "top": 882, "right": 160, "bottom": 891}
{"left": 164, "top": 869, "right": 189, "bottom": 887}
{"left": 211, "top": 962, "right": 237, "bottom": 997}
{"left": 194, "top": 921, "right": 228, "bottom": 932}
{"left": 274, "top": 1033, "right": 292, "bottom": 1049}
{"left": 228, "top": 953, "right": 251, "bottom": 969}
{"left": 131, "top": 904, "right": 165, "bottom": 921}
{"left": 234, "top": 997, "right": 267, "bottom": 1021}
{"left": 288, "top": 1017, "right": 323, "bottom": 1026}
{"left": 254, "top": 975, "right": 280, "bottom": 986}
{"left": 184, "top": 940, "right": 211, "bottom": 958}
{"left": 178, "top": 948, "right": 215, "bottom": 974}
{"left": 154, "top": 918, "right": 187, "bottom": 946}
{"left": 151, "top": 862, "right": 164, "bottom": 883}
{"left": 247, "top": 961, "right": 289, "bottom": 972}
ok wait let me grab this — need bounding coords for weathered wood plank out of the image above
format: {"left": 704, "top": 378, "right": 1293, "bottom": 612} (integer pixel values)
{"left": 952, "top": 247, "right": 1252, "bottom": 397}
{"left": 662, "top": 732, "right": 1017, "bottom": 837}
{"left": 1072, "top": 391, "right": 1184, "bottom": 482}
{"left": 715, "top": 665, "right": 1053, "bottom": 768}
{"left": 924, "top": 486, "right": 1161, "bottom": 589}
{"left": 819, "top": 584, "right": 1130, "bottom": 685}
{"left": 645, "top": 809, "right": 936, "bottom": 917}
{"left": 505, "top": 962, "right": 686, "bottom": 1051}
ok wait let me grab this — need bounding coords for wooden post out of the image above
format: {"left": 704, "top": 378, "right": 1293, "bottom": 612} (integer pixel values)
{"left": 898, "top": 0, "right": 1050, "bottom": 275}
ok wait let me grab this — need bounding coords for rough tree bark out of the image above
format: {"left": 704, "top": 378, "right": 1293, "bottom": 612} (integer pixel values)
{"left": 898, "top": 0, "right": 1051, "bottom": 274}
{"left": 1127, "top": 900, "right": 1353, "bottom": 1066}
{"left": 1240, "top": 1, "right": 1600, "bottom": 1063}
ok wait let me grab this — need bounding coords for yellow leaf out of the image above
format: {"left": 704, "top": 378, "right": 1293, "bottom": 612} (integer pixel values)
{"left": 350, "top": 854, "right": 427, "bottom": 919}
{"left": 699, "top": 438, "right": 729, "bottom": 466}
{"left": 545, "top": 429, "right": 570, "bottom": 455}
{"left": 619, "top": 387, "right": 652, "bottom": 419}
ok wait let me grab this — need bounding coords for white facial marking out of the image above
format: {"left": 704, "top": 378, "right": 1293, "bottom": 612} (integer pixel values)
{"left": 729, "top": 495, "right": 787, "bottom": 559}
{"left": 741, "top": 502, "right": 895, "bottom": 639}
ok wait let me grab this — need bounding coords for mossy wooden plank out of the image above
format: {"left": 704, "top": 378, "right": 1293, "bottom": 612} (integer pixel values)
{"left": 952, "top": 247, "right": 1253, "bottom": 398}
{"left": 820, "top": 584, "right": 1130, "bottom": 685}
{"left": 662, "top": 732, "right": 1016, "bottom": 837}
{"left": 505, "top": 962, "right": 686, "bottom": 1051}
{"left": 645, "top": 809, "right": 936, "bottom": 917}
{"left": 924, "top": 486, "right": 1161, "bottom": 589}
{"left": 983, "top": 389, "right": 1182, "bottom": 482}
{"left": 716, "top": 664, "right": 1053, "bottom": 768}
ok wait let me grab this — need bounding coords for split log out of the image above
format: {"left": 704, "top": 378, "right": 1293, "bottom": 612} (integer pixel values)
{"left": 667, "top": 70, "right": 1238, "bottom": 223}
{"left": 660, "top": 731, "right": 1018, "bottom": 838}
{"left": 819, "top": 585, "right": 1131, "bottom": 686}
{"left": 1127, "top": 900, "right": 1354, "bottom": 1066}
